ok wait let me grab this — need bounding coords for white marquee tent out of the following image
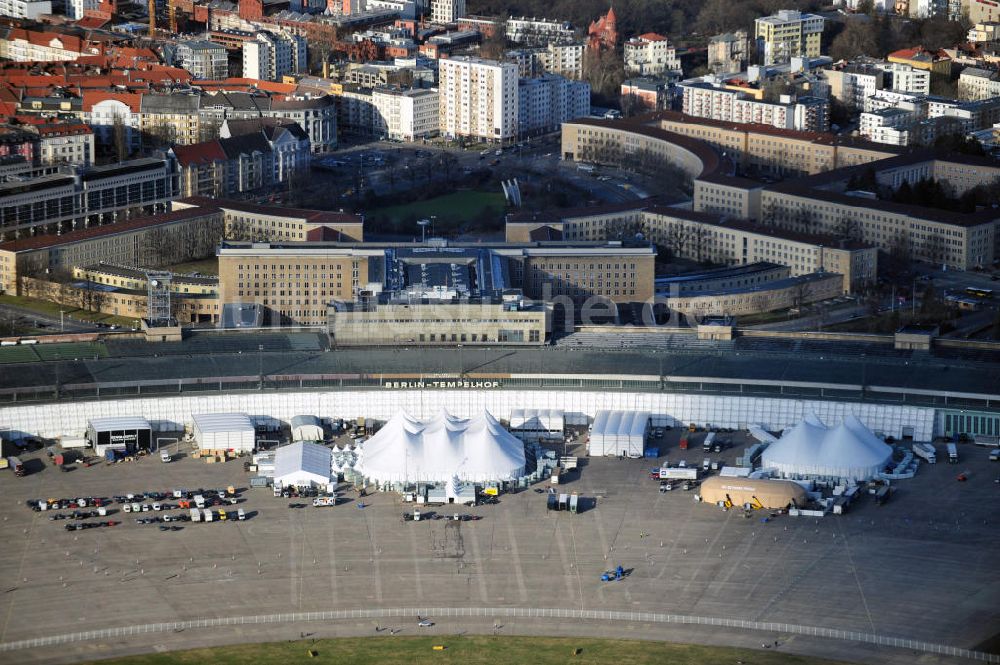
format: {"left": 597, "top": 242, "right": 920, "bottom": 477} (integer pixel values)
{"left": 761, "top": 414, "right": 892, "bottom": 482}
{"left": 356, "top": 410, "right": 526, "bottom": 484}
{"left": 192, "top": 413, "right": 255, "bottom": 452}
{"left": 588, "top": 410, "right": 650, "bottom": 457}
{"left": 274, "top": 441, "right": 332, "bottom": 488}
{"left": 509, "top": 408, "right": 564, "bottom": 442}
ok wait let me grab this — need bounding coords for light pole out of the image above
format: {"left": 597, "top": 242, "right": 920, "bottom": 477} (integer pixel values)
{"left": 258, "top": 344, "right": 264, "bottom": 390}
{"left": 457, "top": 344, "right": 463, "bottom": 378}
{"left": 60, "top": 310, "right": 65, "bottom": 333}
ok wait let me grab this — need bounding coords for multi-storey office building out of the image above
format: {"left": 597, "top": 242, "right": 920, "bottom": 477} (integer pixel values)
{"left": 0, "top": 158, "right": 178, "bottom": 242}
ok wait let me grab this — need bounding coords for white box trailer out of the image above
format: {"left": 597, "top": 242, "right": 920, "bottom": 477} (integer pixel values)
{"left": 946, "top": 442, "right": 958, "bottom": 463}
{"left": 59, "top": 437, "right": 90, "bottom": 449}
{"left": 658, "top": 467, "right": 698, "bottom": 480}
{"left": 192, "top": 413, "right": 255, "bottom": 453}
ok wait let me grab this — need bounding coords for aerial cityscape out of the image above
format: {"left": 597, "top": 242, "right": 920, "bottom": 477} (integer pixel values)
{"left": 0, "top": 0, "right": 999, "bottom": 662}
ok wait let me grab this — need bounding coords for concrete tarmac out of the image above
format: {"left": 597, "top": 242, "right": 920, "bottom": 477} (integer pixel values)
{"left": 0, "top": 436, "right": 997, "bottom": 664}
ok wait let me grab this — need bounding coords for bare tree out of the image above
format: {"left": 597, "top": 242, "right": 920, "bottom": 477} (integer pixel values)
{"left": 833, "top": 216, "right": 862, "bottom": 242}
{"left": 112, "top": 115, "right": 129, "bottom": 162}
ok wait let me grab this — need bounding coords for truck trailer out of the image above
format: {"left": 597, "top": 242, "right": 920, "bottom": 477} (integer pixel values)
{"left": 946, "top": 443, "right": 958, "bottom": 463}
{"left": 912, "top": 442, "right": 936, "bottom": 464}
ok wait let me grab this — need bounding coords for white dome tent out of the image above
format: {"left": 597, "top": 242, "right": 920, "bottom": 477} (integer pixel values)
{"left": 356, "top": 409, "right": 526, "bottom": 484}
{"left": 761, "top": 414, "right": 893, "bottom": 482}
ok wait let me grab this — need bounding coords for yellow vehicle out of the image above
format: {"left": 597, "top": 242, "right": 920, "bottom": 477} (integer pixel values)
{"left": 218, "top": 509, "right": 227, "bottom": 521}
{"left": 483, "top": 487, "right": 499, "bottom": 496}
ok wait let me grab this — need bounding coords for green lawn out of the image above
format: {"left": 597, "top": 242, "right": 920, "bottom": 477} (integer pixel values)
{"left": 166, "top": 258, "right": 219, "bottom": 276}
{"left": 0, "top": 294, "right": 137, "bottom": 327}
{"left": 370, "top": 190, "right": 507, "bottom": 231}
{"left": 88, "top": 636, "right": 851, "bottom": 665}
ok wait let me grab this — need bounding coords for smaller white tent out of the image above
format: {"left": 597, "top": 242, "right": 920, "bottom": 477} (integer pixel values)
{"left": 761, "top": 414, "right": 892, "bottom": 482}
{"left": 274, "top": 441, "right": 332, "bottom": 488}
{"left": 589, "top": 410, "right": 650, "bottom": 457}
{"left": 509, "top": 409, "right": 565, "bottom": 442}
{"left": 290, "top": 415, "right": 324, "bottom": 442}
{"left": 193, "top": 413, "right": 255, "bottom": 452}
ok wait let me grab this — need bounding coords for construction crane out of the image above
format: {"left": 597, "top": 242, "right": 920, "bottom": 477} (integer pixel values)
{"left": 168, "top": 0, "right": 177, "bottom": 33}
{"left": 723, "top": 493, "right": 734, "bottom": 510}
{"left": 750, "top": 496, "right": 764, "bottom": 510}
{"left": 148, "top": 0, "right": 156, "bottom": 36}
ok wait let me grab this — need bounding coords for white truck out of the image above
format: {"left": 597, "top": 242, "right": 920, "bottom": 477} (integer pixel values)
{"left": 946, "top": 442, "right": 958, "bottom": 463}
{"left": 657, "top": 466, "right": 698, "bottom": 480}
{"left": 313, "top": 496, "right": 336, "bottom": 507}
{"left": 912, "top": 442, "right": 937, "bottom": 464}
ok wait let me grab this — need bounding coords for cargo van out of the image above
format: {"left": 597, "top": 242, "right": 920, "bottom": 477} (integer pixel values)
{"left": 237, "top": 508, "right": 246, "bottom": 520}
{"left": 990, "top": 448, "right": 1000, "bottom": 462}
{"left": 160, "top": 451, "right": 171, "bottom": 463}
{"left": 203, "top": 509, "right": 213, "bottom": 522}
{"left": 702, "top": 458, "right": 711, "bottom": 472}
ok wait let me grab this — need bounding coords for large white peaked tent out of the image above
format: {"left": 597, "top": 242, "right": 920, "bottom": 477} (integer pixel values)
{"left": 761, "top": 414, "right": 892, "bottom": 482}
{"left": 356, "top": 410, "right": 526, "bottom": 484}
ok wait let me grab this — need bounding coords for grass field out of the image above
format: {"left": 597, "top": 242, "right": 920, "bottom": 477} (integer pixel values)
{"left": 0, "top": 294, "right": 136, "bottom": 327}
{"left": 166, "top": 258, "right": 219, "bottom": 276}
{"left": 370, "top": 190, "right": 507, "bottom": 232}
{"left": 89, "top": 636, "right": 850, "bottom": 665}
{"left": 0, "top": 341, "right": 108, "bottom": 365}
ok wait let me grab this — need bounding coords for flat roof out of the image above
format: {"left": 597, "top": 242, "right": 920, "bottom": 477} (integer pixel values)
{"left": 0, "top": 206, "right": 221, "bottom": 253}
{"left": 655, "top": 262, "right": 785, "bottom": 284}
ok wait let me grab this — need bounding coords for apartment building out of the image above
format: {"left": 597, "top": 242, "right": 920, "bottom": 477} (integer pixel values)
{"left": 172, "top": 120, "right": 310, "bottom": 198}
{"left": 518, "top": 75, "right": 590, "bottom": 138}
{"left": 754, "top": 10, "right": 824, "bottom": 66}
{"left": 430, "top": 0, "right": 464, "bottom": 24}
{"left": 825, "top": 64, "right": 884, "bottom": 110}
{"left": 83, "top": 92, "right": 142, "bottom": 155}
{"left": 506, "top": 16, "right": 574, "bottom": 45}
{"left": 176, "top": 40, "right": 229, "bottom": 81}
{"left": 243, "top": 31, "right": 306, "bottom": 82}
{"left": 0, "top": 0, "right": 50, "bottom": 18}
{"left": 438, "top": 57, "right": 518, "bottom": 144}
{"left": 624, "top": 33, "right": 681, "bottom": 76}
{"left": 680, "top": 78, "right": 830, "bottom": 132}
{"left": 371, "top": 87, "right": 440, "bottom": 141}
{"left": 0, "top": 29, "right": 99, "bottom": 61}
{"left": 958, "top": 67, "right": 1000, "bottom": 100}
{"left": 0, "top": 158, "right": 178, "bottom": 242}
{"left": 887, "top": 47, "right": 952, "bottom": 75}
{"left": 708, "top": 31, "right": 748, "bottom": 74}
{"left": 510, "top": 42, "right": 586, "bottom": 80}
{"left": 264, "top": 94, "right": 338, "bottom": 153}
{"left": 31, "top": 123, "right": 94, "bottom": 168}
{"left": 139, "top": 93, "right": 202, "bottom": 147}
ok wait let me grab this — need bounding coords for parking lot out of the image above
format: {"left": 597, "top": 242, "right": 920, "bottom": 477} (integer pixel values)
{"left": 0, "top": 432, "right": 998, "bottom": 664}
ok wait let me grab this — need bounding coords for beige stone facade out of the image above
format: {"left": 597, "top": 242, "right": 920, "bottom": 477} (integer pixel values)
{"left": 328, "top": 301, "right": 551, "bottom": 346}
{"left": 218, "top": 242, "right": 657, "bottom": 326}
{"left": 664, "top": 272, "right": 843, "bottom": 317}
{"left": 173, "top": 197, "right": 364, "bottom": 242}
{"left": 0, "top": 207, "right": 224, "bottom": 295}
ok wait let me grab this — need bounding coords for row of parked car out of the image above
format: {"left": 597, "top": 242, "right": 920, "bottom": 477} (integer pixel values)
{"left": 64, "top": 521, "right": 118, "bottom": 531}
